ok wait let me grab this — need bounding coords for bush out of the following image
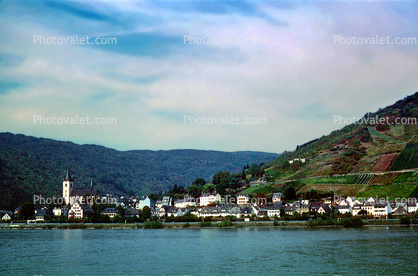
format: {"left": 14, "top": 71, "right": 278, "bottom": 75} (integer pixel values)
{"left": 143, "top": 220, "right": 163, "bottom": 229}
{"left": 218, "top": 219, "right": 232, "bottom": 227}
{"left": 199, "top": 221, "right": 212, "bottom": 227}
{"left": 400, "top": 217, "right": 411, "bottom": 225}
{"left": 273, "top": 220, "right": 280, "bottom": 226}
{"left": 341, "top": 217, "right": 364, "bottom": 227}
{"left": 69, "top": 224, "right": 87, "bottom": 229}
{"left": 182, "top": 222, "right": 191, "bottom": 228}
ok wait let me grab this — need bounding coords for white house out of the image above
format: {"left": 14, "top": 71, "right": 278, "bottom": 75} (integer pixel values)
{"left": 351, "top": 205, "right": 363, "bottom": 216}
{"left": 175, "top": 198, "right": 197, "bottom": 208}
{"left": 68, "top": 201, "right": 94, "bottom": 219}
{"left": 373, "top": 203, "right": 391, "bottom": 218}
{"left": 406, "top": 202, "right": 418, "bottom": 213}
{"left": 53, "top": 207, "right": 69, "bottom": 217}
{"left": 272, "top": 193, "right": 283, "bottom": 203}
{"left": 1, "top": 212, "right": 12, "bottom": 221}
{"left": 237, "top": 194, "right": 250, "bottom": 205}
{"left": 361, "top": 204, "right": 374, "bottom": 215}
{"left": 336, "top": 205, "right": 351, "bottom": 214}
{"left": 199, "top": 193, "right": 221, "bottom": 206}
{"left": 267, "top": 206, "right": 281, "bottom": 217}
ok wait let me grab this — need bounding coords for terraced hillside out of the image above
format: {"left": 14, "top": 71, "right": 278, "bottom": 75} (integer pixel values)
{"left": 256, "top": 91, "right": 418, "bottom": 200}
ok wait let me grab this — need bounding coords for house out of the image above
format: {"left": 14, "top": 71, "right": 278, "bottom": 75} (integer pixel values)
{"left": 153, "top": 206, "right": 168, "bottom": 218}
{"left": 317, "top": 205, "right": 331, "bottom": 215}
{"left": 35, "top": 208, "right": 53, "bottom": 221}
{"left": 267, "top": 205, "right": 282, "bottom": 217}
{"left": 237, "top": 194, "right": 250, "bottom": 205}
{"left": 241, "top": 207, "right": 252, "bottom": 216}
{"left": 162, "top": 196, "right": 173, "bottom": 207}
{"left": 284, "top": 205, "right": 295, "bottom": 215}
{"left": 199, "top": 206, "right": 220, "bottom": 217}
{"left": 295, "top": 203, "right": 310, "bottom": 214}
{"left": 175, "top": 198, "right": 197, "bottom": 208}
{"left": 53, "top": 207, "right": 69, "bottom": 217}
{"left": 309, "top": 202, "right": 323, "bottom": 213}
{"left": 155, "top": 200, "right": 163, "bottom": 208}
{"left": 373, "top": 203, "right": 391, "bottom": 218}
{"left": 338, "top": 200, "right": 349, "bottom": 207}
{"left": 199, "top": 193, "right": 221, "bottom": 206}
{"left": 125, "top": 208, "right": 140, "bottom": 218}
{"left": 117, "top": 197, "right": 129, "bottom": 208}
{"left": 101, "top": 207, "right": 120, "bottom": 219}
{"left": 272, "top": 193, "right": 283, "bottom": 203}
{"left": 257, "top": 210, "right": 268, "bottom": 218}
{"left": 361, "top": 204, "right": 374, "bottom": 215}
{"left": 1, "top": 211, "right": 13, "bottom": 221}
{"left": 228, "top": 206, "right": 241, "bottom": 218}
{"left": 406, "top": 201, "right": 418, "bottom": 214}
{"left": 137, "top": 196, "right": 155, "bottom": 210}
{"left": 351, "top": 205, "right": 363, "bottom": 216}
{"left": 69, "top": 201, "right": 94, "bottom": 219}
{"left": 249, "top": 180, "right": 267, "bottom": 186}
{"left": 392, "top": 206, "right": 407, "bottom": 216}
{"left": 178, "top": 208, "right": 190, "bottom": 217}
{"left": 336, "top": 205, "right": 351, "bottom": 215}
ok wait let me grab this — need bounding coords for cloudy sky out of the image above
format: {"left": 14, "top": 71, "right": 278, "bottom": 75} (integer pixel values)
{"left": 0, "top": 0, "right": 417, "bottom": 153}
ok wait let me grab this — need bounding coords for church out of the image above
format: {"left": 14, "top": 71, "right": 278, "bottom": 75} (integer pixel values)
{"left": 63, "top": 168, "right": 101, "bottom": 206}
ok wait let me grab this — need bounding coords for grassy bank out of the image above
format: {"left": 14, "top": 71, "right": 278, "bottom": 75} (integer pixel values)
{"left": 2, "top": 218, "right": 417, "bottom": 230}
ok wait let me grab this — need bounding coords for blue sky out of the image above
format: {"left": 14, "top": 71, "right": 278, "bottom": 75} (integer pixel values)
{"left": 0, "top": 0, "right": 417, "bottom": 153}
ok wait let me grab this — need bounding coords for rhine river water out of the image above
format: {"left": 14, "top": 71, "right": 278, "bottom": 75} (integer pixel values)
{"left": 1, "top": 226, "right": 418, "bottom": 275}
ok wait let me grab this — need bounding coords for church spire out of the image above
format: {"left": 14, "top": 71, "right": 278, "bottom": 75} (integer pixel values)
{"left": 90, "top": 179, "right": 93, "bottom": 190}
{"left": 64, "top": 167, "right": 73, "bottom": 181}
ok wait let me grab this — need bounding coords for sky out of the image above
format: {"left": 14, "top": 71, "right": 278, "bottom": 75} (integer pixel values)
{"left": 0, "top": 0, "right": 417, "bottom": 153}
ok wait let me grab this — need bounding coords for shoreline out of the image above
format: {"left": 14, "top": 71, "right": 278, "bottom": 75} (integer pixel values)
{"left": 1, "top": 220, "right": 418, "bottom": 230}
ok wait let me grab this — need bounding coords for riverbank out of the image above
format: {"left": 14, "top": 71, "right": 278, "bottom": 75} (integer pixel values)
{"left": 1, "top": 219, "right": 418, "bottom": 230}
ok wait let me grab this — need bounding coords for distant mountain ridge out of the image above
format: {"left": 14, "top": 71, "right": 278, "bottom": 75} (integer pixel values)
{"left": 0, "top": 132, "right": 279, "bottom": 209}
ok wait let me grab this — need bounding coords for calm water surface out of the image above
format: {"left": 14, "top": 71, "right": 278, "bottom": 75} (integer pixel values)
{"left": 1, "top": 226, "right": 418, "bottom": 275}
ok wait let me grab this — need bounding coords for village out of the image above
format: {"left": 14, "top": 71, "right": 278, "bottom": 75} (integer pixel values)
{"left": 1, "top": 167, "right": 417, "bottom": 223}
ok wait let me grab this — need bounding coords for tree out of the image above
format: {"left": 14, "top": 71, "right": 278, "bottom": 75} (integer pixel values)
{"left": 187, "top": 185, "right": 202, "bottom": 198}
{"left": 212, "top": 171, "right": 230, "bottom": 195}
{"left": 280, "top": 207, "right": 285, "bottom": 218}
{"left": 201, "top": 183, "right": 216, "bottom": 194}
{"left": 283, "top": 186, "right": 296, "bottom": 201}
{"left": 116, "top": 205, "right": 125, "bottom": 218}
{"left": 142, "top": 206, "right": 151, "bottom": 220}
{"left": 19, "top": 202, "right": 35, "bottom": 220}
{"left": 192, "top": 178, "right": 206, "bottom": 187}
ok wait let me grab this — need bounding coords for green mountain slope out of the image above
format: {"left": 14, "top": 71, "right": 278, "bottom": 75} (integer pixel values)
{"left": 260, "top": 91, "right": 418, "bottom": 199}
{"left": 0, "top": 132, "right": 278, "bottom": 209}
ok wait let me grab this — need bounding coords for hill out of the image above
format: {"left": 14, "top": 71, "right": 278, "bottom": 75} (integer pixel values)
{"left": 251, "top": 91, "right": 418, "bottom": 200}
{"left": 0, "top": 132, "right": 278, "bottom": 209}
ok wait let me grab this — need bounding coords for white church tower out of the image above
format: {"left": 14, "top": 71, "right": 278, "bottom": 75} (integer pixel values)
{"left": 63, "top": 167, "right": 74, "bottom": 205}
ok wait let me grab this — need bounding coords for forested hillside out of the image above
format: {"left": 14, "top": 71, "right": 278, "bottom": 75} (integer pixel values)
{"left": 0, "top": 132, "right": 278, "bottom": 209}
